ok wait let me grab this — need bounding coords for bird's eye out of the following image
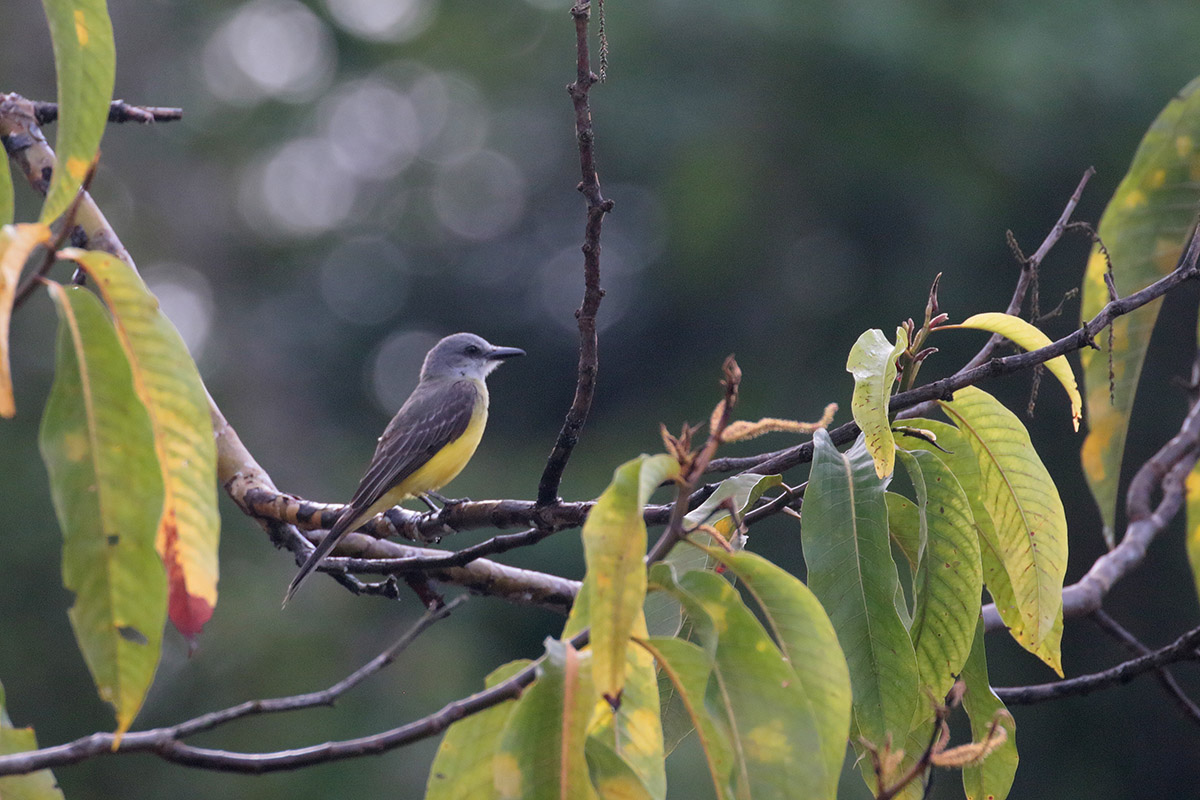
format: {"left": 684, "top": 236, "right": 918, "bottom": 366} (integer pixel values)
{"left": 464, "top": 345, "right": 481, "bottom": 356}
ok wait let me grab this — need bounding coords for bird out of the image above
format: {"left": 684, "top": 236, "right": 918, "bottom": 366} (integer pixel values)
{"left": 283, "top": 332, "right": 524, "bottom": 605}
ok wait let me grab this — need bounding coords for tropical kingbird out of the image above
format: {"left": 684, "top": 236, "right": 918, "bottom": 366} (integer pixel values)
{"left": 283, "top": 332, "right": 524, "bottom": 605}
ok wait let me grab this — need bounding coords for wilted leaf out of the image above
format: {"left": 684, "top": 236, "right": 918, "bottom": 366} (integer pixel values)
{"left": 847, "top": 327, "right": 907, "bottom": 478}
{"left": 1080, "top": 75, "right": 1200, "bottom": 546}
{"left": 948, "top": 312, "right": 1081, "bottom": 431}
{"left": 940, "top": 387, "right": 1067, "bottom": 675}
{"left": 0, "top": 223, "right": 53, "bottom": 418}
{"left": 39, "top": 283, "right": 166, "bottom": 738}
{"left": 60, "top": 249, "right": 219, "bottom": 639}
{"left": 39, "top": 0, "right": 115, "bottom": 224}
{"left": 802, "top": 429, "right": 920, "bottom": 749}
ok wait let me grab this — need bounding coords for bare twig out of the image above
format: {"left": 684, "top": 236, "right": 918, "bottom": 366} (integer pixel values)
{"left": 32, "top": 98, "right": 183, "bottom": 126}
{"left": 995, "top": 624, "right": 1200, "bottom": 704}
{"left": 0, "top": 597, "right": 467, "bottom": 775}
{"left": 1090, "top": 610, "right": 1200, "bottom": 725}
{"left": 537, "top": 0, "right": 614, "bottom": 507}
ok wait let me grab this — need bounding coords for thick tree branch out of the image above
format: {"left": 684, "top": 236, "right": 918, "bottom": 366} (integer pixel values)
{"left": 537, "top": 0, "right": 613, "bottom": 507}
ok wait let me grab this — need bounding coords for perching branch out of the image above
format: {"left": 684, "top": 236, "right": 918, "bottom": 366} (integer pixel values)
{"left": 32, "top": 98, "right": 183, "bottom": 126}
{"left": 536, "top": 0, "right": 613, "bottom": 507}
{"left": 1090, "top": 610, "right": 1200, "bottom": 725}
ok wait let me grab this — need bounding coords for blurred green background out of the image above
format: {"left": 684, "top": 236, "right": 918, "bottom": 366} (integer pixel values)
{"left": 4, "top": 0, "right": 1200, "bottom": 797}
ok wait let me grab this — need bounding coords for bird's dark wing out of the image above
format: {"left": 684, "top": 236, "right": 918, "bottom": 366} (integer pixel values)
{"left": 283, "top": 379, "right": 479, "bottom": 606}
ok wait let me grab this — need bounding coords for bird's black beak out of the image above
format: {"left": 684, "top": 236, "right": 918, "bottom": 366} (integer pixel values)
{"left": 488, "top": 346, "right": 525, "bottom": 361}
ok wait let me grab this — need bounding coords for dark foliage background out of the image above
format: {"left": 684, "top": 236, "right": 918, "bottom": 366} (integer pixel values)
{"left": 3, "top": 1, "right": 1200, "bottom": 797}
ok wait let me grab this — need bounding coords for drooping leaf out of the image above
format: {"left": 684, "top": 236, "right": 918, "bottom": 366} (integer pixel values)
{"left": 846, "top": 327, "right": 907, "bottom": 478}
{"left": 893, "top": 449, "right": 983, "bottom": 709}
{"left": 637, "top": 635, "right": 733, "bottom": 800}
{"left": 1188, "top": 463, "right": 1200, "bottom": 609}
{"left": 947, "top": 312, "right": 1082, "bottom": 431}
{"left": 39, "top": 283, "right": 166, "bottom": 739}
{"left": 585, "top": 737, "right": 657, "bottom": 800}
{"left": 0, "top": 680, "right": 66, "bottom": 800}
{"left": 0, "top": 223, "right": 53, "bottom": 418}
{"left": 699, "top": 548, "right": 851, "bottom": 794}
{"left": 939, "top": 388, "right": 1067, "bottom": 675}
{"left": 0, "top": 144, "right": 13, "bottom": 226}
{"left": 39, "top": 0, "right": 116, "bottom": 224}
{"left": 646, "top": 472, "right": 782, "bottom": 637}
{"left": 579, "top": 453, "right": 678, "bottom": 706}
{"left": 426, "top": 660, "right": 531, "bottom": 800}
{"left": 678, "top": 569, "right": 836, "bottom": 800}
{"left": 961, "top": 618, "right": 1018, "bottom": 800}
{"left": 494, "top": 640, "right": 598, "bottom": 800}
{"left": 885, "top": 492, "right": 921, "bottom": 575}
{"left": 60, "top": 249, "right": 219, "bottom": 639}
{"left": 1080, "top": 75, "right": 1200, "bottom": 547}
{"left": 802, "top": 429, "right": 919, "bottom": 749}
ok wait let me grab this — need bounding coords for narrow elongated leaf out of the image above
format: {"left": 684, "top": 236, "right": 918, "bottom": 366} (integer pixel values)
{"left": 961, "top": 618, "right": 1018, "bottom": 800}
{"left": 0, "top": 681, "right": 65, "bottom": 800}
{"left": 893, "top": 449, "right": 982, "bottom": 708}
{"left": 637, "top": 635, "right": 733, "bottom": 800}
{"left": 39, "top": 283, "right": 166, "bottom": 738}
{"left": 939, "top": 388, "right": 1067, "bottom": 675}
{"left": 803, "top": 429, "right": 919, "bottom": 748}
{"left": 581, "top": 453, "right": 679, "bottom": 705}
{"left": 1080, "top": 75, "right": 1200, "bottom": 546}
{"left": 679, "top": 570, "right": 834, "bottom": 800}
{"left": 0, "top": 145, "right": 13, "bottom": 226}
{"left": 0, "top": 223, "right": 53, "bottom": 417}
{"left": 61, "top": 249, "right": 219, "bottom": 638}
{"left": 1188, "top": 463, "right": 1200, "bottom": 608}
{"left": 495, "top": 640, "right": 598, "bottom": 800}
{"left": 847, "top": 327, "right": 907, "bottom": 478}
{"left": 426, "top": 660, "right": 531, "bottom": 800}
{"left": 585, "top": 737, "right": 656, "bottom": 800}
{"left": 646, "top": 472, "right": 782, "bottom": 637}
{"left": 885, "top": 492, "right": 921, "bottom": 573}
{"left": 700, "top": 548, "right": 851, "bottom": 794}
{"left": 39, "top": 0, "right": 115, "bottom": 224}
{"left": 948, "top": 312, "right": 1081, "bottom": 431}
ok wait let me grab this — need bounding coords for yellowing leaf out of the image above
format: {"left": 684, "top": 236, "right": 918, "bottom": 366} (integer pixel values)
{"left": 0, "top": 223, "right": 53, "bottom": 417}
{"left": 0, "top": 680, "right": 65, "bottom": 800}
{"left": 39, "top": 283, "right": 166, "bottom": 739}
{"left": 39, "top": 0, "right": 116, "bottom": 224}
{"left": 60, "top": 249, "right": 219, "bottom": 639}
{"left": 1080, "top": 75, "right": 1200, "bottom": 546}
{"left": 0, "top": 143, "right": 13, "bottom": 226}
{"left": 940, "top": 387, "right": 1067, "bottom": 675}
{"left": 847, "top": 327, "right": 907, "bottom": 478}
{"left": 579, "top": 454, "right": 679, "bottom": 706}
{"left": 948, "top": 312, "right": 1082, "bottom": 431}
{"left": 961, "top": 619, "right": 1018, "bottom": 800}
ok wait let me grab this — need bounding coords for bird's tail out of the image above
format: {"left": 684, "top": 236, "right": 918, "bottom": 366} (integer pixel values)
{"left": 282, "top": 513, "right": 354, "bottom": 607}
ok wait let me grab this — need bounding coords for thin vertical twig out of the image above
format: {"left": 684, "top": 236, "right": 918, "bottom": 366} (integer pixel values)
{"left": 537, "top": 1, "right": 614, "bottom": 508}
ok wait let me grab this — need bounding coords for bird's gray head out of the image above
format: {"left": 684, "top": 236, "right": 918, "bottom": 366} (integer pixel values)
{"left": 420, "top": 332, "right": 525, "bottom": 382}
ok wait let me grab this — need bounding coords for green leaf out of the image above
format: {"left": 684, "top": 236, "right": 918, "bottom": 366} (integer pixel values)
{"left": 578, "top": 453, "right": 679, "bottom": 705}
{"left": 39, "top": 283, "right": 166, "bottom": 739}
{"left": 39, "top": 0, "right": 116, "bottom": 224}
{"left": 0, "top": 680, "right": 65, "bottom": 800}
{"left": 426, "top": 660, "right": 530, "bottom": 800}
{"left": 646, "top": 472, "right": 782, "bottom": 638}
{"left": 885, "top": 492, "right": 921, "bottom": 574}
{"left": 678, "top": 569, "right": 836, "bottom": 800}
{"left": 495, "top": 640, "right": 598, "bottom": 800}
{"left": 947, "top": 312, "right": 1081, "bottom": 431}
{"left": 699, "top": 548, "right": 851, "bottom": 795}
{"left": 61, "top": 249, "right": 219, "bottom": 639}
{"left": 847, "top": 327, "right": 907, "bottom": 478}
{"left": 0, "top": 224, "right": 53, "bottom": 418}
{"left": 585, "top": 737, "right": 656, "bottom": 800}
{"left": 0, "top": 144, "right": 13, "bottom": 226}
{"left": 1188, "top": 462, "right": 1200, "bottom": 609}
{"left": 939, "top": 387, "right": 1067, "bottom": 675}
{"left": 803, "top": 429, "right": 920, "bottom": 747}
{"left": 1080, "top": 75, "right": 1200, "bottom": 547}
{"left": 893, "top": 449, "right": 983, "bottom": 710}
{"left": 961, "top": 618, "right": 1018, "bottom": 800}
